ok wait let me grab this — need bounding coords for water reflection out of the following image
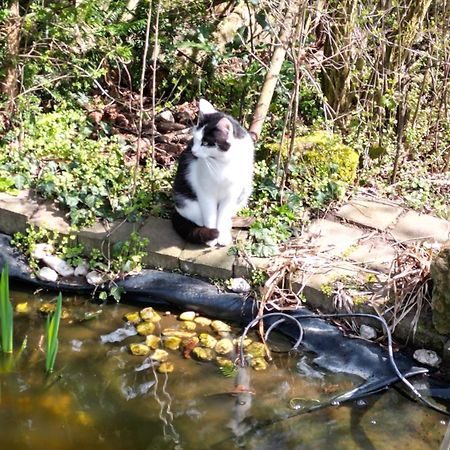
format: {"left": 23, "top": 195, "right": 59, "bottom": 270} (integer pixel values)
{"left": 0, "top": 288, "right": 446, "bottom": 449}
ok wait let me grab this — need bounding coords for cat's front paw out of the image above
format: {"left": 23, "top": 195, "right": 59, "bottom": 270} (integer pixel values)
{"left": 217, "top": 232, "right": 232, "bottom": 247}
{"left": 206, "top": 238, "right": 218, "bottom": 247}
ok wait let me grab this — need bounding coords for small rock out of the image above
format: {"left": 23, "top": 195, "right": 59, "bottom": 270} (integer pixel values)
{"left": 31, "top": 243, "right": 54, "bottom": 260}
{"left": 158, "top": 362, "right": 174, "bottom": 373}
{"left": 37, "top": 267, "right": 59, "bottom": 282}
{"left": 194, "top": 316, "right": 212, "bottom": 327}
{"left": 150, "top": 349, "right": 169, "bottom": 362}
{"left": 199, "top": 333, "right": 218, "bottom": 349}
{"left": 74, "top": 260, "right": 89, "bottom": 277}
{"left": 229, "top": 277, "right": 251, "bottom": 294}
{"left": 123, "top": 312, "right": 142, "bottom": 325}
{"left": 164, "top": 336, "right": 182, "bottom": 350}
{"left": 42, "top": 255, "right": 74, "bottom": 277}
{"left": 180, "top": 321, "right": 196, "bottom": 331}
{"left": 215, "top": 338, "right": 234, "bottom": 355}
{"left": 129, "top": 343, "right": 151, "bottom": 356}
{"left": 192, "top": 347, "right": 215, "bottom": 361}
{"left": 179, "top": 311, "right": 196, "bottom": 321}
{"left": 211, "top": 320, "right": 231, "bottom": 334}
{"left": 145, "top": 335, "right": 161, "bottom": 349}
{"left": 140, "top": 307, "right": 162, "bottom": 323}
{"left": 413, "top": 349, "right": 442, "bottom": 368}
{"left": 86, "top": 270, "right": 104, "bottom": 286}
{"left": 250, "top": 357, "right": 269, "bottom": 371}
{"left": 15, "top": 302, "right": 29, "bottom": 313}
{"left": 360, "top": 324, "right": 377, "bottom": 340}
{"left": 136, "top": 322, "right": 156, "bottom": 336}
{"left": 156, "top": 110, "right": 175, "bottom": 123}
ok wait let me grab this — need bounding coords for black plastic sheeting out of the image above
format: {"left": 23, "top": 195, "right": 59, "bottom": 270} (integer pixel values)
{"left": 0, "top": 233, "right": 448, "bottom": 412}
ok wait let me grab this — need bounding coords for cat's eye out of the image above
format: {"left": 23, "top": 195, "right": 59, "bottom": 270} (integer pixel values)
{"left": 202, "top": 141, "right": 212, "bottom": 147}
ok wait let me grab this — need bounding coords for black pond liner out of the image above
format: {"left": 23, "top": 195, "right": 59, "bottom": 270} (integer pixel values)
{"left": 0, "top": 233, "right": 448, "bottom": 418}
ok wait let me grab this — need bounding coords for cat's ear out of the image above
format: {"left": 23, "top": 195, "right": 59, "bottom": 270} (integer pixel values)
{"left": 216, "top": 117, "right": 232, "bottom": 140}
{"left": 198, "top": 99, "right": 216, "bottom": 118}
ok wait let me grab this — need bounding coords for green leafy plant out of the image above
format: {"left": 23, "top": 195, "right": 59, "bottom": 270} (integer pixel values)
{"left": 0, "top": 263, "right": 13, "bottom": 354}
{"left": 45, "top": 292, "right": 63, "bottom": 374}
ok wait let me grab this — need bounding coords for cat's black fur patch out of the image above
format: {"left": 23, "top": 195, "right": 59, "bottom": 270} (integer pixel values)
{"left": 172, "top": 210, "right": 219, "bottom": 244}
{"left": 173, "top": 141, "right": 197, "bottom": 207}
{"left": 198, "top": 112, "right": 247, "bottom": 152}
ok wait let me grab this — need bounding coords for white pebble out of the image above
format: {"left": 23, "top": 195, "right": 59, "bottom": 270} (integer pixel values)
{"left": 31, "top": 243, "right": 54, "bottom": 260}
{"left": 413, "top": 349, "right": 442, "bottom": 368}
{"left": 360, "top": 324, "right": 377, "bottom": 340}
{"left": 229, "top": 277, "right": 251, "bottom": 294}
{"left": 37, "top": 267, "right": 58, "bottom": 282}
{"left": 86, "top": 270, "right": 104, "bottom": 286}
{"left": 74, "top": 260, "right": 89, "bottom": 277}
{"left": 42, "top": 255, "right": 74, "bottom": 277}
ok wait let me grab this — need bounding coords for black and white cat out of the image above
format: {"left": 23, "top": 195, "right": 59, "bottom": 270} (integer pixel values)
{"left": 172, "top": 99, "right": 254, "bottom": 246}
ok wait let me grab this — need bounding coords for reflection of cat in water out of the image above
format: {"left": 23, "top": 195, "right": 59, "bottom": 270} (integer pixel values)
{"left": 172, "top": 99, "right": 254, "bottom": 246}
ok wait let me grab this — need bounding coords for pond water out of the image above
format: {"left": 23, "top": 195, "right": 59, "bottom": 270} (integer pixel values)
{"left": 1, "top": 288, "right": 447, "bottom": 450}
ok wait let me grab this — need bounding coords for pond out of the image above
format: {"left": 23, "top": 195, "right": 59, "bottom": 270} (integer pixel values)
{"left": 1, "top": 287, "right": 447, "bottom": 450}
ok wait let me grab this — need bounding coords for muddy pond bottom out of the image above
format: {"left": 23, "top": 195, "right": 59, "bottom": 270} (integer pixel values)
{"left": 0, "top": 288, "right": 447, "bottom": 450}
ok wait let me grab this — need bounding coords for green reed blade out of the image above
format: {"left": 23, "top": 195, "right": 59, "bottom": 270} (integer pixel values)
{"left": 45, "top": 292, "right": 62, "bottom": 374}
{"left": 0, "top": 264, "right": 13, "bottom": 354}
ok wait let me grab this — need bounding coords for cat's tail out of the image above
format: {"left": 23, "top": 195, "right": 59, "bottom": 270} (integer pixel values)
{"left": 172, "top": 210, "right": 219, "bottom": 244}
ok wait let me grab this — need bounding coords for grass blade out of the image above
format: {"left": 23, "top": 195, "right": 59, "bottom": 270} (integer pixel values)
{"left": 45, "top": 292, "right": 63, "bottom": 374}
{"left": 0, "top": 264, "right": 13, "bottom": 354}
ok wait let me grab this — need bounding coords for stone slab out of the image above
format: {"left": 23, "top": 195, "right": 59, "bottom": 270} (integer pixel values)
{"left": 179, "top": 244, "right": 234, "bottom": 279}
{"left": 233, "top": 256, "right": 270, "bottom": 278}
{"left": 346, "top": 238, "right": 397, "bottom": 273}
{"left": 77, "top": 220, "right": 141, "bottom": 256}
{"left": 0, "top": 190, "right": 39, "bottom": 235}
{"left": 336, "top": 199, "right": 404, "bottom": 231}
{"left": 29, "top": 201, "right": 72, "bottom": 235}
{"left": 305, "top": 219, "right": 365, "bottom": 256}
{"left": 388, "top": 211, "right": 450, "bottom": 243}
{"left": 139, "top": 216, "right": 185, "bottom": 269}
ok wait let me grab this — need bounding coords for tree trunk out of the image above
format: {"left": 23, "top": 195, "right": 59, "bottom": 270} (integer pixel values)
{"left": 249, "top": 6, "right": 295, "bottom": 141}
{"left": 1, "top": 0, "right": 21, "bottom": 114}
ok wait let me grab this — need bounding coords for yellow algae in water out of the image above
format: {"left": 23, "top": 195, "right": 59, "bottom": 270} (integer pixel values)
{"left": 179, "top": 311, "right": 196, "bottom": 321}
{"left": 180, "top": 320, "right": 197, "bottom": 331}
{"left": 136, "top": 322, "right": 156, "bottom": 335}
{"left": 215, "top": 338, "right": 234, "bottom": 355}
{"left": 129, "top": 343, "right": 151, "bottom": 356}
{"left": 39, "top": 303, "right": 70, "bottom": 319}
{"left": 246, "top": 342, "right": 266, "bottom": 358}
{"left": 192, "top": 347, "right": 215, "bottom": 361}
{"left": 123, "top": 312, "right": 141, "bottom": 324}
{"left": 199, "top": 333, "right": 218, "bottom": 349}
{"left": 140, "top": 307, "right": 162, "bottom": 323}
{"left": 194, "top": 316, "right": 212, "bottom": 327}
{"left": 145, "top": 334, "right": 161, "bottom": 349}
{"left": 76, "top": 410, "right": 94, "bottom": 426}
{"left": 216, "top": 357, "right": 234, "bottom": 368}
{"left": 158, "top": 362, "right": 174, "bottom": 373}
{"left": 233, "top": 337, "right": 252, "bottom": 348}
{"left": 40, "top": 393, "right": 72, "bottom": 418}
{"left": 250, "top": 357, "right": 269, "bottom": 371}
{"left": 211, "top": 320, "right": 231, "bottom": 333}
{"left": 161, "top": 328, "right": 197, "bottom": 339}
{"left": 15, "top": 302, "right": 29, "bottom": 313}
{"left": 164, "top": 336, "right": 182, "bottom": 350}
{"left": 150, "top": 349, "right": 169, "bottom": 362}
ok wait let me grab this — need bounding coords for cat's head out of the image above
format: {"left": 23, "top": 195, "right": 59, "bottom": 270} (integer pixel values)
{"left": 191, "top": 99, "right": 248, "bottom": 160}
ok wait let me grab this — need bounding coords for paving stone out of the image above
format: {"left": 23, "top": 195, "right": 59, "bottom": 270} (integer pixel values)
{"left": 336, "top": 199, "right": 404, "bottom": 230}
{"left": 139, "top": 216, "right": 185, "bottom": 269}
{"left": 179, "top": 244, "right": 234, "bottom": 279}
{"left": 0, "top": 190, "right": 39, "bottom": 235}
{"left": 29, "top": 201, "right": 71, "bottom": 235}
{"left": 77, "top": 220, "right": 140, "bottom": 255}
{"left": 291, "top": 261, "right": 364, "bottom": 312}
{"left": 233, "top": 256, "right": 270, "bottom": 278}
{"left": 388, "top": 211, "right": 450, "bottom": 243}
{"left": 346, "top": 238, "right": 397, "bottom": 273}
{"left": 305, "top": 219, "right": 365, "bottom": 256}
